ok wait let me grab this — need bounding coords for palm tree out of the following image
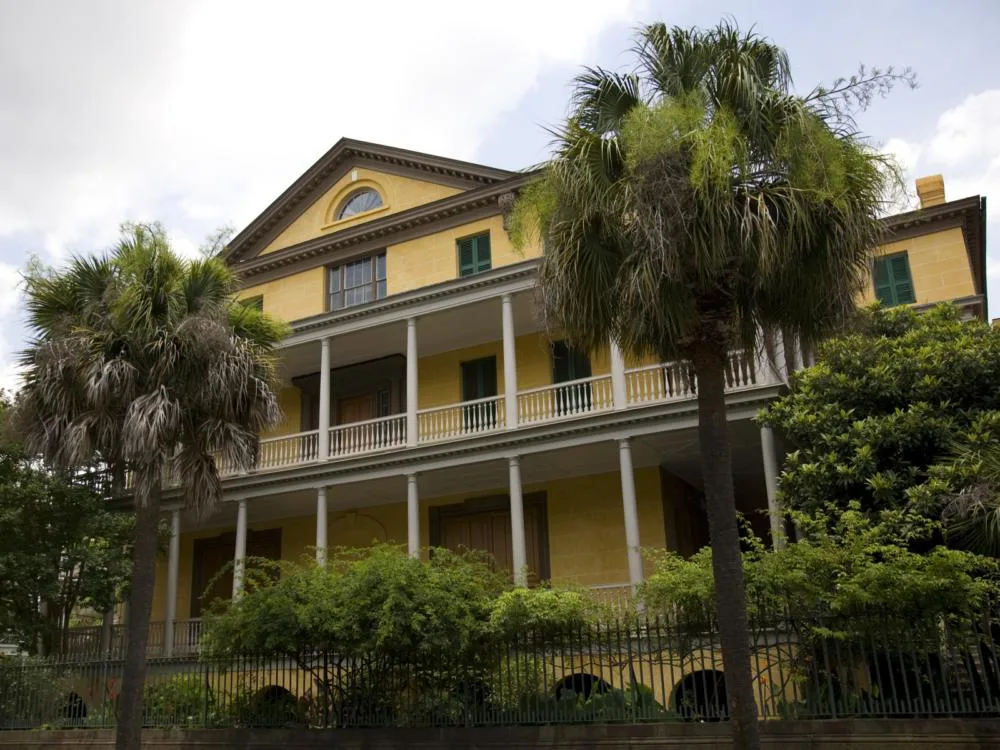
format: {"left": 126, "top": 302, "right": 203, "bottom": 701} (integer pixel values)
{"left": 12, "top": 223, "right": 286, "bottom": 750}
{"left": 511, "top": 23, "right": 902, "bottom": 748}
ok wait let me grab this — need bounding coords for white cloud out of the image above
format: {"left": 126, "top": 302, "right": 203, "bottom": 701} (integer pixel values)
{"left": 0, "top": 0, "right": 649, "bottom": 391}
{"left": 0, "top": 0, "right": 647, "bottom": 261}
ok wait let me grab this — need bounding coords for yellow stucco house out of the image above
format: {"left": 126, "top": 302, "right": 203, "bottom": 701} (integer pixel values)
{"left": 140, "top": 140, "right": 987, "bottom": 658}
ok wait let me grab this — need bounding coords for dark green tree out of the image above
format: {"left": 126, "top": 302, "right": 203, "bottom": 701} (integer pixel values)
{"left": 0, "top": 393, "right": 133, "bottom": 656}
{"left": 511, "top": 21, "right": 909, "bottom": 748}
{"left": 761, "top": 304, "right": 1000, "bottom": 545}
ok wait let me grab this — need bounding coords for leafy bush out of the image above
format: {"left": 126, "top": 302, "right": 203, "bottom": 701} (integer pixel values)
{"left": 760, "top": 304, "right": 1000, "bottom": 544}
{"left": 203, "top": 544, "right": 506, "bottom": 663}
{"left": 488, "top": 587, "right": 596, "bottom": 638}
{"left": 640, "top": 507, "right": 999, "bottom": 624}
{"left": 0, "top": 657, "right": 82, "bottom": 729}
{"left": 143, "top": 674, "right": 210, "bottom": 727}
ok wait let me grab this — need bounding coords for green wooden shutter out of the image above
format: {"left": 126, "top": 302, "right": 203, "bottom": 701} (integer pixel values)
{"left": 873, "top": 252, "right": 915, "bottom": 306}
{"left": 474, "top": 233, "right": 491, "bottom": 273}
{"left": 873, "top": 257, "right": 894, "bottom": 305}
{"left": 458, "top": 238, "right": 476, "bottom": 277}
{"left": 458, "top": 233, "right": 492, "bottom": 277}
{"left": 461, "top": 357, "right": 497, "bottom": 400}
{"left": 889, "top": 253, "right": 915, "bottom": 304}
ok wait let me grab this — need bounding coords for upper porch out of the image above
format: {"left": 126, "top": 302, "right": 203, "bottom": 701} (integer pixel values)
{"left": 202, "top": 261, "right": 795, "bottom": 484}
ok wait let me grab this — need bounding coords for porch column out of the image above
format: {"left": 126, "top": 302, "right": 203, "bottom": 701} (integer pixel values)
{"left": 610, "top": 339, "right": 628, "bottom": 409}
{"left": 508, "top": 456, "right": 528, "bottom": 587}
{"left": 618, "top": 438, "right": 644, "bottom": 588}
{"left": 318, "top": 337, "right": 331, "bottom": 459}
{"left": 407, "top": 473, "right": 420, "bottom": 559}
{"left": 760, "top": 426, "right": 785, "bottom": 550}
{"left": 163, "top": 508, "right": 181, "bottom": 658}
{"left": 316, "top": 486, "right": 328, "bottom": 563}
{"left": 232, "top": 500, "right": 248, "bottom": 599}
{"left": 406, "top": 318, "right": 418, "bottom": 447}
{"left": 501, "top": 293, "right": 519, "bottom": 428}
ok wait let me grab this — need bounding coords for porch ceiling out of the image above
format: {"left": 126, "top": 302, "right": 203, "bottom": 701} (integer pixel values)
{"left": 276, "top": 290, "right": 542, "bottom": 381}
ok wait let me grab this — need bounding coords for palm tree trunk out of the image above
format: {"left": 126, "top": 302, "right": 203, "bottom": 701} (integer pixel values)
{"left": 691, "top": 340, "right": 761, "bottom": 750}
{"left": 115, "top": 482, "right": 161, "bottom": 750}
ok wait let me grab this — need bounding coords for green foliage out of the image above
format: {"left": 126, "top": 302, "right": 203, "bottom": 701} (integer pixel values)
{"left": 202, "top": 545, "right": 507, "bottom": 662}
{"left": 0, "top": 657, "right": 72, "bottom": 729}
{"left": 488, "top": 587, "right": 596, "bottom": 639}
{"left": 512, "top": 20, "right": 906, "bottom": 364}
{"left": 0, "top": 395, "right": 133, "bottom": 655}
{"left": 761, "top": 304, "right": 1000, "bottom": 547}
{"left": 143, "top": 675, "right": 210, "bottom": 727}
{"left": 640, "top": 506, "right": 999, "bottom": 623}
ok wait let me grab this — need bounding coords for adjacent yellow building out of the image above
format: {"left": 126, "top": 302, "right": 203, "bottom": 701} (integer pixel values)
{"left": 142, "top": 140, "right": 987, "bottom": 661}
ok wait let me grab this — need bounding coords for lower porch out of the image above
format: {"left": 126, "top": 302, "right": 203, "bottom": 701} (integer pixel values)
{"left": 77, "top": 421, "right": 779, "bottom": 659}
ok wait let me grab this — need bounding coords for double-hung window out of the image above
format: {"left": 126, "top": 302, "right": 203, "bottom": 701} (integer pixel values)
{"left": 329, "top": 252, "right": 387, "bottom": 311}
{"left": 458, "top": 233, "right": 491, "bottom": 277}
{"left": 873, "top": 252, "right": 916, "bottom": 307}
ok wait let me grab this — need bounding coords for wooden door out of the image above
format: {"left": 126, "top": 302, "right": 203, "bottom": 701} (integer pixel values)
{"left": 338, "top": 394, "right": 373, "bottom": 425}
{"left": 190, "top": 528, "right": 282, "bottom": 617}
{"left": 436, "top": 500, "right": 545, "bottom": 586}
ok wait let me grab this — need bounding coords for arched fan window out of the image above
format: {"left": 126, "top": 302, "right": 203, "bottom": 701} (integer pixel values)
{"left": 336, "top": 188, "right": 383, "bottom": 220}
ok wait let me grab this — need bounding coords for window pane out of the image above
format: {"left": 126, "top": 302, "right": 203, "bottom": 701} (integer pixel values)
{"left": 361, "top": 257, "right": 372, "bottom": 284}
{"left": 337, "top": 189, "right": 383, "bottom": 220}
{"left": 330, "top": 290, "right": 342, "bottom": 310}
{"left": 375, "top": 253, "right": 386, "bottom": 280}
{"left": 329, "top": 266, "right": 341, "bottom": 292}
{"left": 376, "top": 279, "right": 387, "bottom": 299}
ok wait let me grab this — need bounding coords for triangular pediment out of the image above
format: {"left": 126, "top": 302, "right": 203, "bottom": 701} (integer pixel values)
{"left": 226, "top": 139, "right": 514, "bottom": 263}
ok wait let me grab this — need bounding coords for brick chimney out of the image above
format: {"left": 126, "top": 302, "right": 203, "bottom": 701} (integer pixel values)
{"left": 916, "top": 175, "right": 946, "bottom": 208}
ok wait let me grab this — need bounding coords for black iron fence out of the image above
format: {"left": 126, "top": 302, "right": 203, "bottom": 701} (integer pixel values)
{"left": 2, "top": 607, "right": 1000, "bottom": 730}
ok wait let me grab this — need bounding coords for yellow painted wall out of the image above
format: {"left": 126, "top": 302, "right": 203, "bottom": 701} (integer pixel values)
{"left": 861, "top": 227, "right": 975, "bottom": 306}
{"left": 262, "top": 386, "right": 304, "bottom": 437}
{"left": 151, "top": 467, "right": 670, "bottom": 619}
{"left": 261, "top": 168, "right": 463, "bottom": 256}
{"left": 237, "top": 266, "right": 326, "bottom": 322}
{"left": 387, "top": 215, "right": 542, "bottom": 295}
{"left": 417, "top": 334, "right": 617, "bottom": 410}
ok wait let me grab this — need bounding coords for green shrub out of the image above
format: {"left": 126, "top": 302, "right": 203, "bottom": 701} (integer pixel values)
{"left": 143, "top": 674, "right": 210, "bottom": 727}
{"left": 489, "top": 587, "right": 596, "bottom": 638}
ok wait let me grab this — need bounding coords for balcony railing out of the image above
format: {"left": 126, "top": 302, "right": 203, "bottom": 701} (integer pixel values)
{"left": 517, "top": 374, "right": 614, "bottom": 425}
{"left": 63, "top": 619, "right": 202, "bottom": 660}
{"left": 145, "top": 349, "right": 771, "bottom": 485}
{"left": 258, "top": 430, "right": 319, "bottom": 469}
{"left": 330, "top": 414, "right": 406, "bottom": 457}
{"left": 418, "top": 395, "right": 507, "bottom": 443}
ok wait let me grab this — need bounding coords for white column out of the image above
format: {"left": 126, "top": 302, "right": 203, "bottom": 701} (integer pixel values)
{"left": 163, "top": 509, "right": 181, "bottom": 658}
{"left": 318, "top": 337, "right": 331, "bottom": 459}
{"left": 407, "top": 473, "right": 420, "bottom": 559}
{"left": 501, "top": 293, "right": 518, "bottom": 428}
{"left": 508, "top": 457, "right": 528, "bottom": 587}
{"left": 232, "top": 500, "right": 248, "bottom": 599}
{"left": 610, "top": 339, "right": 628, "bottom": 408}
{"left": 406, "top": 318, "right": 418, "bottom": 447}
{"left": 760, "top": 426, "right": 785, "bottom": 550}
{"left": 618, "top": 438, "right": 644, "bottom": 588}
{"left": 316, "top": 486, "right": 328, "bottom": 563}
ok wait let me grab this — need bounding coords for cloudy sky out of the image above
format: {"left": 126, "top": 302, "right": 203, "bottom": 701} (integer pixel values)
{"left": 1, "top": 0, "right": 998, "bottom": 392}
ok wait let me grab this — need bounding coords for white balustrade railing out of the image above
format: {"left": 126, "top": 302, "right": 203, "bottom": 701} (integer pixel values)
{"left": 625, "top": 361, "right": 697, "bottom": 405}
{"left": 330, "top": 414, "right": 407, "bottom": 457}
{"left": 418, "top": 395, "right": 505, "bottom": 442}
{"left": 257, "top": 430, "right": 319, "bottom": 469}
{"left": 130, "top": 352, "right": 771, "bottom": 483}
{"left": 723, "top": 348, "right": 756, "bottom": 390}
{"left": 517, "top": 375, "right": 614, "bottom": 425}
{"left": 625, "top": 349, "right": 757, "bottom": 406}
